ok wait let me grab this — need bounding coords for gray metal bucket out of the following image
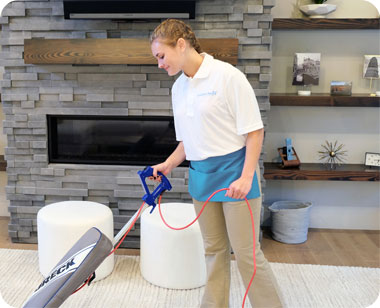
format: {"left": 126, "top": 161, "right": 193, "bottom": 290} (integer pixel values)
{"left": 268, "top": 201, "right": 313, "bottom": 244}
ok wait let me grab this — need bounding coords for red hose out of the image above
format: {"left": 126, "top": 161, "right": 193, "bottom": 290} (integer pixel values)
{"left": 73, "top": 202, "right": 146, "bottom": 294}
{"left": 109, "top": 202, "right": 146, "bottom": 256}
{"left": 157, "top": 188, "right": 256, "bottom": 308}
{"left": 76, "top": 188, "right": 256, "bottom": 308}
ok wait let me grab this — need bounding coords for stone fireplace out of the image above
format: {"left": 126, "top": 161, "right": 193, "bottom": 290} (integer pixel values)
{"left": 1, "top": 0, "right": 274, "bottom": 248}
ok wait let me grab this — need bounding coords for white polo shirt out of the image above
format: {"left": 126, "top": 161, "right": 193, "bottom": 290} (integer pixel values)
{"left": 172, "top": 53, "right": 263, "bottom": 161}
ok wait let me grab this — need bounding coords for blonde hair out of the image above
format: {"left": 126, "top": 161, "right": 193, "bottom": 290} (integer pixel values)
{"left": 150, "top": 19, "right": 202, "bottom": 54}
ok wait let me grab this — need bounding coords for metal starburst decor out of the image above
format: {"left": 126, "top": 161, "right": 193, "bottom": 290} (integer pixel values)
{"left": 318, "top": 140, "right": 347, "bottom": 169}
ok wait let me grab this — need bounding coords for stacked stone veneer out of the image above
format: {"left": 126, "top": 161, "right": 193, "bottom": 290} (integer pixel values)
{"left": 0, "top": 0, "right": 275, "bottom": 248}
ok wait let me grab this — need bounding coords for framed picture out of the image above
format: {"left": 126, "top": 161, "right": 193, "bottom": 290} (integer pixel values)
{"left": 363, "top": 55, "right": 380, "bottom": 79}
{"left": 330, "top": 81, "right": 352, "bottom": 96}
{"left": 292, "top": 53, "right": 321, "bottom": 86}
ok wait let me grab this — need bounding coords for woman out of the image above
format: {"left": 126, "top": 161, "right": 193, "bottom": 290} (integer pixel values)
{"left": 150, "top": 19, "right": 283, "bottom": 308}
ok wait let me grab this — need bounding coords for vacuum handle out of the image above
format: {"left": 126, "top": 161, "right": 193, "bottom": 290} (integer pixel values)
{"left": 137, "top": 166, "right": 172, "bottom": 213}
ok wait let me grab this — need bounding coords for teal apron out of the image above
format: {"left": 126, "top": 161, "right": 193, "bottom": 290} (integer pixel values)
{"left": 189, "top": 147, "right": 260, "bottom": 202}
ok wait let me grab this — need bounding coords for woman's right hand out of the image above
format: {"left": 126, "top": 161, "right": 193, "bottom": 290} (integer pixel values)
{"left": 150, "top": 142, "right": 185, "bottom": 182}
{"left": 150, "top": 161, "right": 173, "bottom": 182}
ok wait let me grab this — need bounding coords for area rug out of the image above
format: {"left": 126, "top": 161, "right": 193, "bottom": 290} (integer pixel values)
{"left": 0, "top": 249, "right": 379, "bottom": 308}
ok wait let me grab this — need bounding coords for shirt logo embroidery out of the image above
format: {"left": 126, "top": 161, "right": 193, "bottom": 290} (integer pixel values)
{"left": 197, "top": 91, "right": 217, "bottom": 97}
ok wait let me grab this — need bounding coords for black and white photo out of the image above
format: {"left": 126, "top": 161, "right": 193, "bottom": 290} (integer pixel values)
{"left": 292, "top": 53, "right": 321, "bottom": 86}
{"left": 363, "top": 55, "right": 380, "bottom": 79}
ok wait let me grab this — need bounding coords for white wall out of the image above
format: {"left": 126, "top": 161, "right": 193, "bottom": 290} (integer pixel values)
{"left": 271, "top": 29, "right": 380, "bottom": 94}
{"left": 264, "top": 0, "right": 380, "bottom": 230}
{"left": 0, "top": 163, "right": 8, "bottom": 217}
{"left": 0, "top": 43, "right": 6, "bottom": 155}
{"left": 0, "top": 37, "right": 8, "bottom": 217}
{"left": 0, "top": 105, "right": 6, "bottom": 156}
{"left": 265, "top": 107, "right": 380, "bottom": 164}
{"left": 263, "top": 181, "right": 380, "bottom": 230}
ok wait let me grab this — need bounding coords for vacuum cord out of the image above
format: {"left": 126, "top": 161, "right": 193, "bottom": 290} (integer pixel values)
{"left": 73, "top": 203, "right": 145, "bottom": 293}
{"left": 158, "top": 188, "right": 256, "bottom": 308}
{"left": 76, "top": 188, "right": 256, "bottom": 308}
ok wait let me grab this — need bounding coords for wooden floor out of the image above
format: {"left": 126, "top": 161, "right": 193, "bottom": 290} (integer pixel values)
{"left": 261, "top": 227, "right": 380, "bottom": 268}
{"left": 1, "top": 217, "right": 379, "bottom": 267}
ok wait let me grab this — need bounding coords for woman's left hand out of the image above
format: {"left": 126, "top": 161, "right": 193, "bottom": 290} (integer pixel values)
{"left": 225, "top": 176, "right": 253, "bottom": 200}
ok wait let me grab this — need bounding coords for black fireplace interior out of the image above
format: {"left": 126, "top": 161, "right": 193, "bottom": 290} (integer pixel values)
{"left": 48, "top": 115, "right": 188, "bottom": 166}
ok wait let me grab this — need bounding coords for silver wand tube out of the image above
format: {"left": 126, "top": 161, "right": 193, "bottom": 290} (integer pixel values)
{"left": 113, "top": 203, "right": 150, "bottom": 245}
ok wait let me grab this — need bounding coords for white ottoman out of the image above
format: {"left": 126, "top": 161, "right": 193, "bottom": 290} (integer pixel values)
{"left": 140, "top": 202, "right": 206, "bottom": 289}
{"left": 37, "top": 201, "right": 114, "bottom": 281}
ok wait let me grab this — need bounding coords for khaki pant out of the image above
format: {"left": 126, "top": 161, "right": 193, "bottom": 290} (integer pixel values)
{"left": 193, "top": 166, "right": 283, "bottom": 308}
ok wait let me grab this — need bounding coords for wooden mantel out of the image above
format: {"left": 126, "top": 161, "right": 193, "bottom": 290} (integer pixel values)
{"left": 24, "top": 38, "right": 239, "bottom": 65}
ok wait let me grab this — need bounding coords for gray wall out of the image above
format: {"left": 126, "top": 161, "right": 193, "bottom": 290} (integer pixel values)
{"left": 0, "top": 0, "right": 275, "bottom": 247}
{"left": 262, "top": 0, "right": 380, "bottom": 230}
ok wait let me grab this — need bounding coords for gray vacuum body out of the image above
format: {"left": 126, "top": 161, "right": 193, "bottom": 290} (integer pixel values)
{"left": 23, "top": 227, "right": 113, "bottom": 308}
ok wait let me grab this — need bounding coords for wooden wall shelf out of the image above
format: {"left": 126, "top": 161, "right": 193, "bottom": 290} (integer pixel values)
{"left": 270, "top": 93, "right": 380, "bottom": 107}
{"left": 264, "top": 162, "right": 380, "bottom": 181}
{"left": 272, "top": 18, "right": 380, "bottom": 30}
{"left": 23, "top": 38, "right": 238, "bottom": 65}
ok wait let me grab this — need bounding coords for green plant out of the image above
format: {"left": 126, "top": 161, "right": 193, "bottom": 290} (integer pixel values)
{"left": 314, "top": 0, "right": 327, "bottom": 3}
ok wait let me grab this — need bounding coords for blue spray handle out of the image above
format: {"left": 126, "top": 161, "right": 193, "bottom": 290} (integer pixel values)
{"left": 137, "top": 166, "right": 172, "bottom": 213}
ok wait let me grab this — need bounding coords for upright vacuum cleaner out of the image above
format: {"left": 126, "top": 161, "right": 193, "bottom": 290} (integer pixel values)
{"left": 22, "top": 167, "right": 172, "bottom": 308}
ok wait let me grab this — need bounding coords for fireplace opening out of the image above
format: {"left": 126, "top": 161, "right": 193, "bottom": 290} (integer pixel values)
{"left": 47, "top": 115, "right": 188, "bottom": 166}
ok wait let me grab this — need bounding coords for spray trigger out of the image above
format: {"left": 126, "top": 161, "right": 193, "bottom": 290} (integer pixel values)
{"left": 137, "top": 166, "right": 172, "bottom": 213}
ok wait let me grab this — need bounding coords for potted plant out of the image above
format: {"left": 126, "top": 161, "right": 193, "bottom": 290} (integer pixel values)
{"left": 299, "top": 1, "right": 337, "bottom": 18}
